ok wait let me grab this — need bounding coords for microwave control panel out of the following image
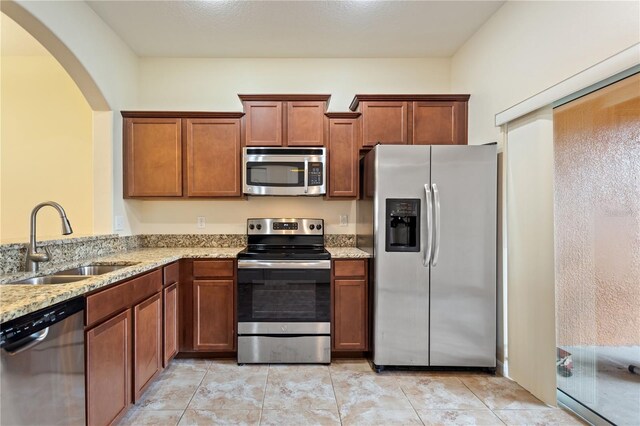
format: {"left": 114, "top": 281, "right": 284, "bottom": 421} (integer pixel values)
{"left": 308, "top": 162, "right": 323, "bottom": 186}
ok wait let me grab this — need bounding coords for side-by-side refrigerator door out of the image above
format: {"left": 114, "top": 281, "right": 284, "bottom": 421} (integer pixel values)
{"left": 373, "top": 145, "right": 431, "bottom": 367}
{"left": 429, "top": 145, "right": 497, "bottom": 367}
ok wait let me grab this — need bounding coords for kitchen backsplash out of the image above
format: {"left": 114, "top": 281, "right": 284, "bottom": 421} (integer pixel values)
{"left": 0, "top": 233, "right": 356, "bottom": 274}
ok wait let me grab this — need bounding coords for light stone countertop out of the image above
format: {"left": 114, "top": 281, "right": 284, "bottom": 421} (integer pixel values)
{"left": 326, "top": 247, "right": 371, "bottom": 259}
{"left": 0, "top": 248, "right": 243, "bottom": 324}
{"left": 0, "top": 246, "right": 371, "bottom": 324}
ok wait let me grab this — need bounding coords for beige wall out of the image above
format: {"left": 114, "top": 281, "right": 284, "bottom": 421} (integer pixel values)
{"left": 0, "top": 52, "right": 93, "bottom": 241}
{"left": 451, "top": 1, "right": 640, "bottom": 145}
{"left": 125, "top": 58, "right": 452, "bottom": 235}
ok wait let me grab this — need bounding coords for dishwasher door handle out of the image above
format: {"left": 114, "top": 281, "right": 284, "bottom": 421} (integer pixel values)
{"left": 3, "top": 328, "right": 49, "bottom": 355}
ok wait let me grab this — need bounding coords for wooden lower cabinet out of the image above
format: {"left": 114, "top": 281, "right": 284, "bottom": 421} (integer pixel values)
{"left": 332, "top": 260, "right": 369, "bottom": 352}
{"left": 86, "top": 310, "right": 131, "bottom": 426}
{"left": 193, "top": 279, "right": 235, "bottom": 351}
{"left": 133, "top": 293, "right": 163, "bottom": 401}
{"left": 163, "top": 283, "right": 179, "bottom": 366}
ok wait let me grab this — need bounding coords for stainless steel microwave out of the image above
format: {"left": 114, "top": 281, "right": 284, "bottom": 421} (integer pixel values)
{"left": 242, "top": 147, "right": 326, "bottom": 196}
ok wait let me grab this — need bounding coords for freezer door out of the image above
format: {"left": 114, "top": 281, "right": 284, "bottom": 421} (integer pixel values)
{"left": 429, "top": 145, "right": 497, "bottom": 367}
{"left": 372, "top": 145, "right": 431, "bottom": 367}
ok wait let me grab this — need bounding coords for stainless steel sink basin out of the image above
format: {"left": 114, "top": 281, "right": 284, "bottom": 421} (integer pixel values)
{"left": 8, "top": 276, "right": 90, "bottom": 285}
{"left": 53, "top": 264, "right": 136, "bottom": 276}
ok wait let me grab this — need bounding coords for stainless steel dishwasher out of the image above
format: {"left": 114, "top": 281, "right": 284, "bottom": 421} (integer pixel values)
{"left": 1, "top": 296, "right": 85, "bottom": 425}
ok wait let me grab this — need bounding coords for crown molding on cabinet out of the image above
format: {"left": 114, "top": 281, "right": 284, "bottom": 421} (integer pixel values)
{"left": 349, "top": 94, "right": 471, "bottom": 111}
{"left": 238, "top": 94, "right": 331, "bottom": 103}
{"left": 121, "top": 111, "right": 245, "bottom": 119}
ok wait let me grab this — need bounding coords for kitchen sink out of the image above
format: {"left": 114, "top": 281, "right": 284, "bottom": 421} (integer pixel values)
{"left": 7, "top": 276, "right": 90, "bottom": 285}
{"left": 52, "top": 264, "right": 137, "bottom": 276}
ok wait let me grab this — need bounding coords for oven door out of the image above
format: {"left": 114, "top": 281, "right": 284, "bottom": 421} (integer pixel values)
{"left": 237, "top": 260, "right": 330, "bottom": 328}
{"left": 243, "top": 149, "right": 326, "bottom": 196}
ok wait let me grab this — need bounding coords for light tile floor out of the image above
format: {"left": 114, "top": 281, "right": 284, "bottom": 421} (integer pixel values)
{"left": 119, "top": 359, "right": 586, "bottom": 426}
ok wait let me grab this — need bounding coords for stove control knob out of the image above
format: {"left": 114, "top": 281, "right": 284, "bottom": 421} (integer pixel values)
{"left": 309, "top": 224, "right": 315, "bottom": 230}
{"left": 249, "top": 224, "right": 255, "bottom": 230}
{"left": 256, "top": 224, "right": 262, "bottom": 230}
{"left": 317, "top": 224, "right": 322, "bottom": 231}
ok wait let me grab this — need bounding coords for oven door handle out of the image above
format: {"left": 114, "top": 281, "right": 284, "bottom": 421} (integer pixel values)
{"left": 237, "top": 259, "right": 331, "bottom": 269}
{"left": 303, "top": 158, "right": 309, "bottom": 194}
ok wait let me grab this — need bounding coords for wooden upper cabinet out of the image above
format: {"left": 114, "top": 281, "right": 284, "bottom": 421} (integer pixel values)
{"left": 287, "top": 101, "right": 326, "bottom": 146}
{"left": 240, "top": 95, "right": 330, "bottom": 147}
{"left": 350, "top": 95, "right": 470, "bottom": 146}
{"left": 124, "top": 117, "right": 182, "bottom": 197}
{"left": 185, "top": 118, "right": 242, "bottom": 196}
{"left": 327, "top": 112, "right": 360, "bottom": 198}
{"left": 412, "top": 101, "right": 468, "bottom": 145}
{"left": 361, "top": 102, "right": 408, "bottom": 147}
{"left": 244, "top": 101, "right": 282, "bottom": 146}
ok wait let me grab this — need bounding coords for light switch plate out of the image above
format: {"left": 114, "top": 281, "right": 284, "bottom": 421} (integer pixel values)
{"left": 339, "top": 214, "right": 348, "bottom": 227}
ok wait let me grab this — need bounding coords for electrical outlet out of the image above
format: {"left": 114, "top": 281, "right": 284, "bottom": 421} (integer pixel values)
{"left": 196, "top": 216, "right": 206, "bottom": 229}
{"left": 114, "top": 215, "right": 124, "bottom": 231}
{"left": 339, "top": 214, "right": 348, "bottom": 227}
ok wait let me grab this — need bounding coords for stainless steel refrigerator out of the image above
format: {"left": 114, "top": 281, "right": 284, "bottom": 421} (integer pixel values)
{"left": 357, "top": 144, "right": 496, "bottom": 370}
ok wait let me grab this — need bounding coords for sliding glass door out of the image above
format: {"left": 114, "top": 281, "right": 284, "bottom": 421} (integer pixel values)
{"left": 554, "top": 73, "right": 640, "bottom": 425}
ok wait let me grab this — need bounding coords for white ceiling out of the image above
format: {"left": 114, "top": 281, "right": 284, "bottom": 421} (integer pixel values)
{"left": 86, "top": 0, "right": 505, "bottom": 58}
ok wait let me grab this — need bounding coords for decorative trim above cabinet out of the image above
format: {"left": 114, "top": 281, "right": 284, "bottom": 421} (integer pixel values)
{"left": 349, "top": 94, "right": 470, "bottom": 111}
{"left": 325, "top": 112, "right": 361, "bottom": 119}
{"left": 238, "top": 94, "right": 331, "bottom": 102}
{"left": 121, "top": 111, "right": 245, "bottom": 119}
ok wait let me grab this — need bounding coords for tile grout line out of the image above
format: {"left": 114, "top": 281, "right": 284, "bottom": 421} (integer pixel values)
{"left": 258, "top": 363, "right": 270, "bottom": 425}
{"left": 458, "top": 376, "right": 508, "bottom": 425}
{"left": 398, "top": 383, "right": 426, "bottom": 426}
{"left": 328, "top": 365, "right": 344, "bottom": 426}
{"left": 175, "top": 359, "right": 212, "bottom": 425}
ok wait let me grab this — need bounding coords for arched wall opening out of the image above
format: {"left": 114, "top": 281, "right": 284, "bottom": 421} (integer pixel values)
{"left": 0, "top": 10, "right": 113, "bottom": 241}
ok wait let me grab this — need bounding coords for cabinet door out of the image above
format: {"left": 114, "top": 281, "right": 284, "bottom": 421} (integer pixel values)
{"left": 86, "top": 310, "right": 131, "bottom": 426}
{"left": 193, "top": 280, "right": 235, "bottom": 351}
{"left": 185, "top": 118, "right": 242, "bottom": 197}
{"left": 328, "top": 118, "right": 359, "bottom": 198}
{"left": 244, "top": 101, "right": 283, "bottom": 146}
{"left": 412, "top": 101, "right": 468, "bottom": 145}
{"left": 163, "top": 283, "right": 179, "bottom": 367}
{"left": 361, "top": 102, "right": 408, "bottom": 147}
{"left": 124, "top": 117, "right": 182, "bottom": 197}
{"left": 133, "top": 293, "right": 162, "bottom": 401}
{"left": 333, "top": 279, "right": 367, "bottom": 351}
{"left": 287, "top": 101, "right": 325, "bottom": 146}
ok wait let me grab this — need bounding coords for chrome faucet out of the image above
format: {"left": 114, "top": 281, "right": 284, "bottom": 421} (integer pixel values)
{"left": 25, "top": 201, "right": 73, "bottom": 272}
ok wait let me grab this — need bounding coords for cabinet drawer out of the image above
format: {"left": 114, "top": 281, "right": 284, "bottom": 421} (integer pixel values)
{"left": 193, "top": 260, "right": 234, "bottom": 278}
{"left": 163, "top": 262, "right": 179, "bottom": 286}
{"left": 131, "top": 270, "right": 163, "bottom": 304}
{"left": 333, "top": 260, "right": 366, "bottom": 278}
{"left": 86, "top": 270, "right": 162, "bottom": 328}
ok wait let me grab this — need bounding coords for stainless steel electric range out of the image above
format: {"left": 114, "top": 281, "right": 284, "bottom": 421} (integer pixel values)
{"left": 237, "top": 218, "right": 331, "bottom": 364}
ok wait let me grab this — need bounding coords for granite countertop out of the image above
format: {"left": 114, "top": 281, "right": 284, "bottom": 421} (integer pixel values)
{"left": 0, "top": 246, "right": 371, "bottom": 324}
{"left": 0, "top": 247, "right": 243, "bottom": 324}
{"left": 326, "top": 247, "right": 371, "bottom": 258}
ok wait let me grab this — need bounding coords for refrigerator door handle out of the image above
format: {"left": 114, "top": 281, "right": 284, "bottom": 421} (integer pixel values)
{"left": 431, "top": 182, "right": 441, "bottom": 266}
{"left": 423, "top": 183, "right": 433, "bottom": 267}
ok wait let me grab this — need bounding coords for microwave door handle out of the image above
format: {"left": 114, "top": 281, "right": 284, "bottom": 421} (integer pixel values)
{"left": 304, "top": 159, "right": 309, "bottom": 194}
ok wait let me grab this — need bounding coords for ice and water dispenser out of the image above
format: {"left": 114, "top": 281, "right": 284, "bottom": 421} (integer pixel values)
{"left": 385, "top": 199, "right": 420, "bottom": 252}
